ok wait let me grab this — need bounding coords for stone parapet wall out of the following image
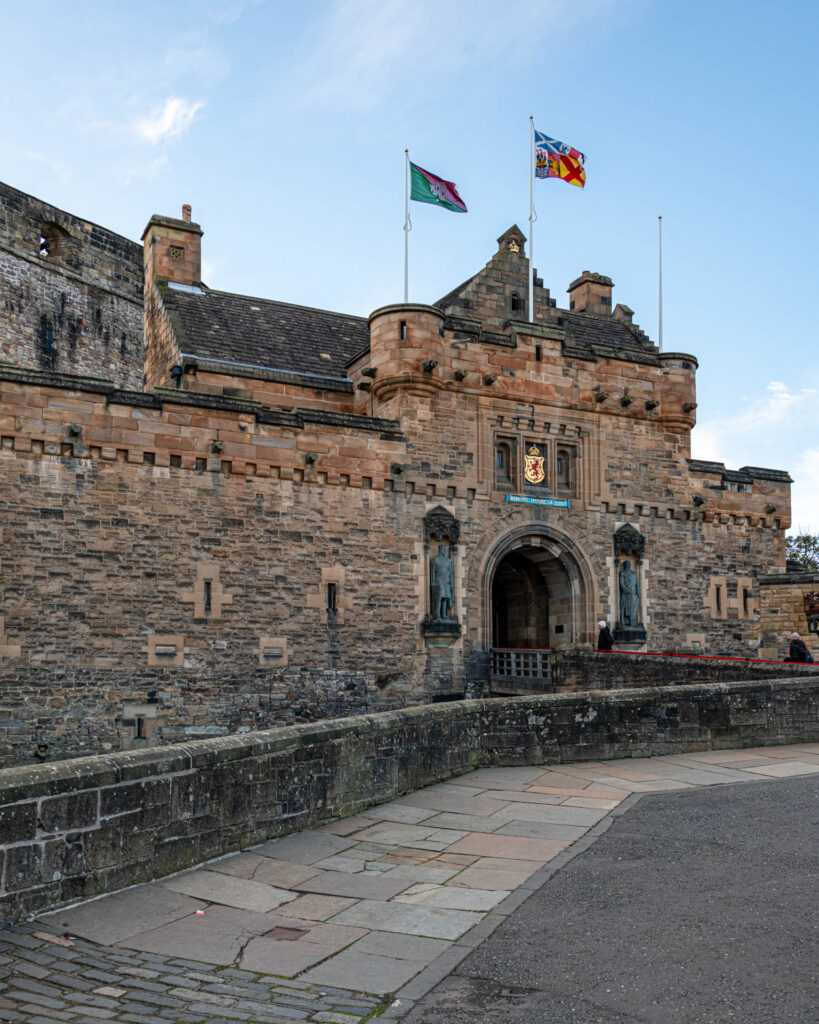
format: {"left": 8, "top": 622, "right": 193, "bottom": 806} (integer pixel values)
{"left": 548, "top": 650, "right": 819, "bottom": 691}
{"left": 1, "top": 678, "right": 816, "bottom": 922}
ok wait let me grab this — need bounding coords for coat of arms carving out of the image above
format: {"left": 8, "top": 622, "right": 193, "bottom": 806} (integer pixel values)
{"left": 524, "top": 444, "right": 546, "bottom": 485}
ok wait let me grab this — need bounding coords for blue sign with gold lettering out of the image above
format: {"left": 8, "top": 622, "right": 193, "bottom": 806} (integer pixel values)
{"left": 505, "top": 494, "right": 571, "bottom": 508}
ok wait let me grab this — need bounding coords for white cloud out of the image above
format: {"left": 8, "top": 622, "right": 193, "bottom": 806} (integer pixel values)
{"left": 693, "top": 381, "right": 819, "bottom": 535}
{"left": 135, "top": 97, "right": 204, "bottom": 145}
{"left": 287, "top": 0, "right": 613, "bottom": 113}
{"left": 693, "top": 381, "right": 818, "bottom": 465}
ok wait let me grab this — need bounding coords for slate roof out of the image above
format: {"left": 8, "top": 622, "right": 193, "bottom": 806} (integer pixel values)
{"left": 160, "top": 283, "right": 368, "bottom": 380}
{"left": 556, "top": 309, "right": 656, "bottom": 360}
{"left": 436, "top": 272, "right": 659, "bottom": 362}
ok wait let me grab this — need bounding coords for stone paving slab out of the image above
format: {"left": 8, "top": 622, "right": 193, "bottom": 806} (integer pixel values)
{"left": 162, "top": 869, "right": 299, "bottom": 911}
{"left": 39, "top": 887, "right": 205, "bottom": 947}
{"left": 2, "top": 744, "right": 817, "bottom": 1022}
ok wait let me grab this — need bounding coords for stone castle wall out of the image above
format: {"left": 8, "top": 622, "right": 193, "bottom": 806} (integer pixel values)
{"left": 0, "top": 182, "right": 143, "bottom": 388}
{"left": 1, "top": 679, "right": 816, "bottom": 923}
{"left": 759, "top": 572, "right": 819, "bottom": 660}
{"left": 0, "top": 363, "right": 792, "bottom": 765}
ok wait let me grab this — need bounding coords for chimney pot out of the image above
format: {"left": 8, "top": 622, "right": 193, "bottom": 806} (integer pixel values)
{"left": 182, "top": 204, "right": 192, "bottom": 222}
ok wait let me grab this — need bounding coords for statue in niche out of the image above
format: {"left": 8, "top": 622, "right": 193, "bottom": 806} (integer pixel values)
{"left": 619, "top": 559, "right": 641, "bottom": 626}
{"left": 430, "top": 544, "right": 455, "bottom": 620}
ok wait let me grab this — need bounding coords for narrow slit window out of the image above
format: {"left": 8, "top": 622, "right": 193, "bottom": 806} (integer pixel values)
{"left": 203, "top": 580, "right": 212, "bottom": 615}
{"left": 535, "top": 345, "right": 542, "bottom": 362}
{"left": 510, "top": 293, "right": 520, "bottom": 314}
{"left": 400, "top": 321, "right": 407, "bottom": 340}
{"left": 495, "top": 442, "right": 513, "bottom": 489}
{"left": 742, "top": 588, "right": 749, "bottom": 615}
{"left": 327, "top": 582, "right": 338, "bottom": 614}
{"left": 715, "top": 585, "right": 722, "bottom": 614}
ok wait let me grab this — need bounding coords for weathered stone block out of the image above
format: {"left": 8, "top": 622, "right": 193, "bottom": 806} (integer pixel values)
{"left": 0, "top": 800, "right": 37, "bottom": 842}
{"left": 39, "top": 791, "right": 99, "bottom": 833}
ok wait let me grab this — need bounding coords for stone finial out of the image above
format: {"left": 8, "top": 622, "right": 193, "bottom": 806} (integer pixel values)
{"left": 182, "top": 204, "right": 192, "bottom": 222}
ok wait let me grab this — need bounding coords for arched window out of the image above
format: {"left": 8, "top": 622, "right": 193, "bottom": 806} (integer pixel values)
{"left": 496, "top": 442, "right": 513, "bottom": 489}
{"left": 556, "top": 448, "right": 573, "bottom": 495}
{"left": 510, "top": 293, "right": 521, "bottom": 315}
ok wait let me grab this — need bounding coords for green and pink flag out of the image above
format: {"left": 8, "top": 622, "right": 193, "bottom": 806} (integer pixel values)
{"left": 409, "top": 161, "right": 467, "bottom": 212}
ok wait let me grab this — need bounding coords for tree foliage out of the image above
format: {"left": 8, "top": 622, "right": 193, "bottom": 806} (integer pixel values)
{"left": 786, "top": 533, "right": 819, "bottom": 572}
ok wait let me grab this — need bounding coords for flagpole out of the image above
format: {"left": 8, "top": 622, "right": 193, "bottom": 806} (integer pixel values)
{"left": 658, "top": 215, "right": 663, "bottom": 352}
{"left": 404, "top": 150, "right": 410, "bottom": 303}
{"left": 528, "top": 116, "right": 534, "bottom": 323}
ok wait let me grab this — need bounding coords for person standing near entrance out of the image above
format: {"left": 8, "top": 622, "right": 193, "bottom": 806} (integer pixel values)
{"left": 597, "top": 619, "right": 613, "bottom": 651}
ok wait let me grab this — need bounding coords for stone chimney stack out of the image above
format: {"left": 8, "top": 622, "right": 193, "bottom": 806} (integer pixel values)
{"left": 141, "top": 206, "right": 202, "bottom": 290}
{"left": 567, "top": 271, "right": 613, "bottom": 315}
{"left": 141, "top": 205, "right": 204, "bottom": 389}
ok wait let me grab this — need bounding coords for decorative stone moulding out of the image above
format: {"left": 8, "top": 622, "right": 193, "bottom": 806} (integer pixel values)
{"left": 484, "top": 373, "right": 498, "bottom": 385}
{"left": 692, "top": 495, "right": 707, "bottom": 507}
{"left": 594, "top": 390, "right": 609, "bottom": 402}
{"left": 361, "top": 367, "right": 377, "bottom": 378}
{"left": 421, "top": 359, "right": 438, "bottom": 373}
{"left": 357, "top": 381, "right": 372, "bottom": 391}
{"left": 425, "top": 505, "right": 460, "bottom": 548}
{"left": 613, "top": 523, "right": 645, "bottom": 560}
{"left": 390, "top": 462, "right": 405, "bottom": 475}
{"left": 304, "top": 452, "right": 319, "bottom": 465}
{"left": 683, "top": 402, "right": 698, "bottom": 412}
{"left": 211, "top": 440, "right": 224, "bottom": 453}
{"left": 645, "top": 399, "right": 660, "bottom": 410}
{"left": 454, "top": 369, "right": 469, "bottom": 381}
{"left": 620, "top": 394, "right": 635, "bottom": 407}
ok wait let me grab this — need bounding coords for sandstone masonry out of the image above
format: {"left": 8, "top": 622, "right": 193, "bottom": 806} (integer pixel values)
{"left": 0, "top": 188, "right": 802, "bottom": 767}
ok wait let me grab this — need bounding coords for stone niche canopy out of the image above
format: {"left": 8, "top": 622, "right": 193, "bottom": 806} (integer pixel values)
{"left": 614, "top": 523, "right": 645, "bottom": 560}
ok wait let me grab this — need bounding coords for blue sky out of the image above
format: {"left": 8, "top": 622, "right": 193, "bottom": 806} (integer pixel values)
{"left": 2, "top": 0, "right": 817, "bottom": 531}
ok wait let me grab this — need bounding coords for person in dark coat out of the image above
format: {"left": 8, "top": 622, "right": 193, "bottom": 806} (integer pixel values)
{"left": 597, "top": 619, "right": 614, "bottom": 652}
{"left": 784, "top": 632, "right": 812, "bottom": 662}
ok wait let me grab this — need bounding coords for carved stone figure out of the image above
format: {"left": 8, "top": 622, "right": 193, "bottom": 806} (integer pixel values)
{"left": 619, "top": 559, "right": 640, "bottom": 626}
{"left": 430, "top": 544, "right": 455, "bottom": 620}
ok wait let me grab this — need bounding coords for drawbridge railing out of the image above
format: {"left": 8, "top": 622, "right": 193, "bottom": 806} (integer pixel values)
{"left": 490, "top": 647, "right": 552, "bottom": 689}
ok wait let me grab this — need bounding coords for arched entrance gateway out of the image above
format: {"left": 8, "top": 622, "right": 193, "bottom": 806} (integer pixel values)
{"left": 481, "top": 525, "right": 595, "bottom": 688}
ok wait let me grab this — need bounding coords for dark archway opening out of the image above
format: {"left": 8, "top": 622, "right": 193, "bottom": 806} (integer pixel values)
{"left": 490, "top": 544, "right": 575, "bottom": 684}
{"left": 492, "top": 551, "right": 550, "bottom": 649}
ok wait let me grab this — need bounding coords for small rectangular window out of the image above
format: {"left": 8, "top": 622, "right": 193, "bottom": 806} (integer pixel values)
{"left": 715, "top": 586, "right": 722, "bottom": 614}
{"left": 742, "top": 588, "right": 749, "bottom": 615}
{"left": 535, "top": 345, "right": 542, "bottom": 362}
{"left": 204, "top": 580, "right": 212, "bottom": 615}
{"left": 400, "top": 321, "right": 407, "bottom": 340}
{"left": 327, "top": 582, "right": 338, "bottom": 613}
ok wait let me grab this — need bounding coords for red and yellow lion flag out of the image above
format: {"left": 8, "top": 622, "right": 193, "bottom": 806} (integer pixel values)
{"left": 534, "top": 129, "right": 586, "bottom": 188}
{"left": 544, "top": 151, "right": 586, "bottom": 188}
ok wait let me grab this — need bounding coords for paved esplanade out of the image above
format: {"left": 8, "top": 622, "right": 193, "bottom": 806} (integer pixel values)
{"left": 0, "top": 745, "right": 816, "bottom": 1023}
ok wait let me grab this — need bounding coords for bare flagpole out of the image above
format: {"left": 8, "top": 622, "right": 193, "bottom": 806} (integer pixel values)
{"left": 528, "top": 116, "right": 535, "bottom": 323}
{"left": 658, "top": 215, "right": 663, "bottom": 352}
{"left": 404, "top": 150, "right": 410, "bottom": 303}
